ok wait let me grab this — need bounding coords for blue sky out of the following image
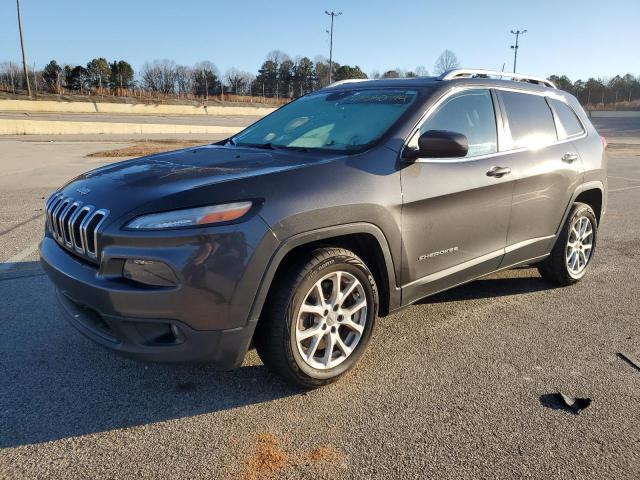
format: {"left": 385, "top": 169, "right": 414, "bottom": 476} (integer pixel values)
{"left": 1, "top": 0, "right": 638, "bottom": 80}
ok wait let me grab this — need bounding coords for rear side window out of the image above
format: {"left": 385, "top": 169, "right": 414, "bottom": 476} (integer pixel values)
{"left": 549, "top": 98, "right": 585, "bottom": 139}
{"left": 419, "top": 89, "right": 497, "bottom": 157}
{"left": 500, "top": 91, "right": 557, "bottom": 149}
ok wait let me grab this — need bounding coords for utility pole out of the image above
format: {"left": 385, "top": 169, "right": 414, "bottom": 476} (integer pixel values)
{"left": 203, "top": 70, "right": 208, "bottom": 102}
{"left": 510, "top": 29, "right": 527, "bottom": 73}
{"left": 325, "top": 10, "right": 342, "bottom": 84}
{"left": 16, "top": 0, "right": 32, "bottom": 97}
{"left": 32, "top": 61, "right": 37, "bottom": 95}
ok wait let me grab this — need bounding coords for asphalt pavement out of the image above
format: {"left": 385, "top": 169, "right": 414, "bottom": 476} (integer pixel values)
{"left": 1, "top": 118, "right": 639, "bottom": 479}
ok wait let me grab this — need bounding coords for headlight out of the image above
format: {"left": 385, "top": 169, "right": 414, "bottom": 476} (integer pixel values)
{"left": 126, "top": 201, "right": 252, "bottom": 230}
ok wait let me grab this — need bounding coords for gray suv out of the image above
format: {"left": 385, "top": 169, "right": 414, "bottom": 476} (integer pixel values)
{"left": 40, "top": 69, "right": 607, "bottom": 388}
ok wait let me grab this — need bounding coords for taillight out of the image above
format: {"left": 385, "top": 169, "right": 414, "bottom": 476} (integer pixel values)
{"left": 601, "top": 136, "right": 608, "bottom": 149}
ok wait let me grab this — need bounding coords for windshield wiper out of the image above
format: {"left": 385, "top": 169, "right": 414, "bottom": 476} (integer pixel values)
{"left": 235, "top": 142, "right": 275, "bottom": 150}
{"left": 236, "top": 142, "right": 310, "bottom": 153}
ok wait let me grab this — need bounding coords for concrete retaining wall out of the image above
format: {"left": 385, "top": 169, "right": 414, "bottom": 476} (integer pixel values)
{"left": 0, "top": 99, "right": 275, "bottom": 117}
{"left": 0, "top": 118, "right": 243, "bottom": 135}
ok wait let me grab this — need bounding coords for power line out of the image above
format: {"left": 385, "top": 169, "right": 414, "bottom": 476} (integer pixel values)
{"left": 325, "top": 10, "right": 342, "bottom": 84}
{"left": 510, "top": 29, "right": 527, "bottom": 73}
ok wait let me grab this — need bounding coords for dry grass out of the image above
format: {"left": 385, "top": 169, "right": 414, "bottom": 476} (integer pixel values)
{"left": 86, "top": 140, "right": 208, "bottom": 158}
{"left": 0, "top": 87, "right": 289, "bottom": 107}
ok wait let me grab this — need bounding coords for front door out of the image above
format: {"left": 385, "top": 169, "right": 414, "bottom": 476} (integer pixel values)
{"left": 401, "top": 89, "right": 514, "bottom": 304}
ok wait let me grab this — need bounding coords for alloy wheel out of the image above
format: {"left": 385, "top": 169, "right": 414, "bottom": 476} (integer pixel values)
{"left": 566, "top": 215, "right": 594, "bottom": 277}
{"left": 295, "top": 270, "right": 368, "bottom": 370}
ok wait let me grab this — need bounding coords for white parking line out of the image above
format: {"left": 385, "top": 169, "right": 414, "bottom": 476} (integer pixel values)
{"left": 607, "top": 175, "right": 640, "bottom": 183}
{"left": 0, "top": 242, "right": 40, "bottom": 273}
{"left": 609, "top": 185, "right": 640, "bottom": 193}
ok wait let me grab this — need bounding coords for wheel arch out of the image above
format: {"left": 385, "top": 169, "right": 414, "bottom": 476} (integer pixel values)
{"left": 556, "top": 181, "right": 605, "bottom": 236}
{"left": 248, "top": 223, "right": 400, "bottom": 326}
{"left": 574, "top": 186, "right": 604, "bottom": 225}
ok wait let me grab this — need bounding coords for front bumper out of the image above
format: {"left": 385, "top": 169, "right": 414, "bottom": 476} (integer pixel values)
{"left": 39, "top": 235, "right": 261, "bottom": 368}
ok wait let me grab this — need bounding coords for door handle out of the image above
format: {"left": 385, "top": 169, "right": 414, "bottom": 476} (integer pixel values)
{"left": 486, "top": 166, "right": 511, "bottom": 178}
{"left": 562, "top": 153, "right": 579, "bottom": 163}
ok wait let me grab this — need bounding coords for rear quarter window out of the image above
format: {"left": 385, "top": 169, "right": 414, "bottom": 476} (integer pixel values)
{"left": 500, "top": 91, "right": 557, "bottom": 149}
{"left": 549, "top": 98, "right": 585, "bottom": 139}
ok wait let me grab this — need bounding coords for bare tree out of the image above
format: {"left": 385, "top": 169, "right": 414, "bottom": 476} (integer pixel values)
{"left": 141, "top": 59, "right": 178, "bottom": 94}
{"left": 0, "top": 62, "right": 24, "bottom": 92}
{"left": 434, "top": 50, "right": 460, "bottom": 75}
{"left": 266, "top": 50, "right": 287, "bottom": 66}
{"left": 415, "top": 65, "right": 429, "bottom": 77}
{"left": 225, "top": 67, "right": 245, "bottom": 95}
{"left": 175, "top": 65, "right": 193, "bottom": 97}
{"left": 240, "top": 72, "right": 255, "bottom": 95}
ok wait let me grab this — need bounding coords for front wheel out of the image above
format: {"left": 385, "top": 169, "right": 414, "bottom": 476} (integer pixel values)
{"left": 254, "top": 247, "right": 378, "bottom": 388}
{"left": 538, "top": 202, "right": 598, "bottom": 285}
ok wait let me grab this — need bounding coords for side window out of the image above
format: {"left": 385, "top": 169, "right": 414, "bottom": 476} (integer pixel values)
{"left": 417, "top": 89, "right": 497, "bottom": 157}
{"left": 500, "top": 91, "right": 557, "bottom": 149}
{"left": 549, "top": 98, "right": 585, "bottom": 139}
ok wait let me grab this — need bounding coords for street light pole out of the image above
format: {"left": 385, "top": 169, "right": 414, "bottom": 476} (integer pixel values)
{"left": 510, "top": 29, "right": 527, "bottom": 73}
{"left": 325, "top": 10, "right": 342, "bottom": 84}
{"left": 16, "top": 0, "right": 32, "bottom": 97}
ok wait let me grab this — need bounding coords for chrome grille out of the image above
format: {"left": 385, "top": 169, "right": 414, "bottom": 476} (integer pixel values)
{"left": 45, "top": 193, "right": 109, "bottom": 260}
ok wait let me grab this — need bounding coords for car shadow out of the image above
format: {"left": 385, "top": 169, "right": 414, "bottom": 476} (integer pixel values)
{"left": 1, "top": 263, "right": 557, "bottom": 448}
{"left": 417, "top": 269, "right": 558, "bottom": 305}
{"left": 0, "top": 262, "right": 303, "bottom": 449}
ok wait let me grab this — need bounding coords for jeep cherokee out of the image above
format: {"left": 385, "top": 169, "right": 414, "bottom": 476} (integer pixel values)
{"left": 40, "top": 69, "right": 607, "bottom": 388}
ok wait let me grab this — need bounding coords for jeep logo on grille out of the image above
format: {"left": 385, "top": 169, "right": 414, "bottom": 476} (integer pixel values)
{"left": 77, "top": 187, "right": 91, "bottom": 195}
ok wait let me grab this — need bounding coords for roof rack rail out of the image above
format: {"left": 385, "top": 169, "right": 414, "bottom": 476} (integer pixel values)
{"left": 325, "top": 78, "right": 369, "bottom": 88}
{"left": 439, "top": 69, "right": 556, "bottom": 89}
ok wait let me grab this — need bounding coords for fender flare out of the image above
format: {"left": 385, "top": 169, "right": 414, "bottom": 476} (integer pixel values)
{"left": 248, "top": 222, "right": 400, "bottom": 322}
{"left": 556, "top": 181, "right": 605, "bottom": 236}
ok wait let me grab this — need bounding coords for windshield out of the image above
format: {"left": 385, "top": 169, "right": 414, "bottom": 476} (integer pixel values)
{"left": 231, "top": 88, "right": 418, "bottom": 152}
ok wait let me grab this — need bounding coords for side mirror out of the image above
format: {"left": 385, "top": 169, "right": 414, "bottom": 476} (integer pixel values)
{"left": 405, "top": 130, "right": 469, "bottom": 159}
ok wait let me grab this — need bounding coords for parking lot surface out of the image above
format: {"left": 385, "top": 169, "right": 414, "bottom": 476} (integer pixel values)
{"left": 1, "top": 117, "right": 639, "bottom": 479}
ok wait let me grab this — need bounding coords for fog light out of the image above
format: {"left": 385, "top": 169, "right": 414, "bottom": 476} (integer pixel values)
{"left": 123, "top": 259, "right": 178, "bottom": 287}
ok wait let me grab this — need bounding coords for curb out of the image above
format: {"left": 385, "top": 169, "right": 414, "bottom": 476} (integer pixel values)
{"left": 0, "top": 119, "right": 243, "bottom": 135}
{"left": 0, "top": 99, "right": 275, "bottom": 117}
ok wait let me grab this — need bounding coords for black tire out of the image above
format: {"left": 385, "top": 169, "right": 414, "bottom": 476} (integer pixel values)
{"left": 537, "top": 202, "right": 598, "bottom": 286}
{"left": 254, "top": 247, "right": 378, "bottom": 388}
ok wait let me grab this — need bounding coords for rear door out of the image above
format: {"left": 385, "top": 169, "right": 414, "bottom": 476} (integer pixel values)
{"left": 496, "top": 90, "right": 585, "bottom": 266}
{"left": 400, "top": 88, "right": 513, "bottom": 303}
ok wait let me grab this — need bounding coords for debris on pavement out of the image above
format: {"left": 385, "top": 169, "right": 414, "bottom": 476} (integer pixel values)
{"left": 617, "top": 352, "right": 640, "bottom": 372}
{"left": 557, "top": 393, "right": 592, "bottom": 413}
{"left": 540, "top": 393, "right": 592, "bottom": 414}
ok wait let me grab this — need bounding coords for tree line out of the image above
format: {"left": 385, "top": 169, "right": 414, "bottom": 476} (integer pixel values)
{"left": 0, "top": 50, "right": 449, "bottom": 100}
{"left": 1, "top": 49, "right": 639, "bottom": 108}
{"left": 548, "top": 74, "right": 640, "bottom": 106}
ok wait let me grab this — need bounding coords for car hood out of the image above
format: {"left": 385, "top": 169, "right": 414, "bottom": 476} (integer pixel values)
{"left": 57, "top": 144, "right": 341, "bottom": 222}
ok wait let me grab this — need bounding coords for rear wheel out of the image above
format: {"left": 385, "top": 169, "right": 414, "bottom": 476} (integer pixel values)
{"left": 538, "top": 202, "right": 597, "bottom": 285}
{"left": 255, "top": 247, "right": 378, "bottom": 388}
